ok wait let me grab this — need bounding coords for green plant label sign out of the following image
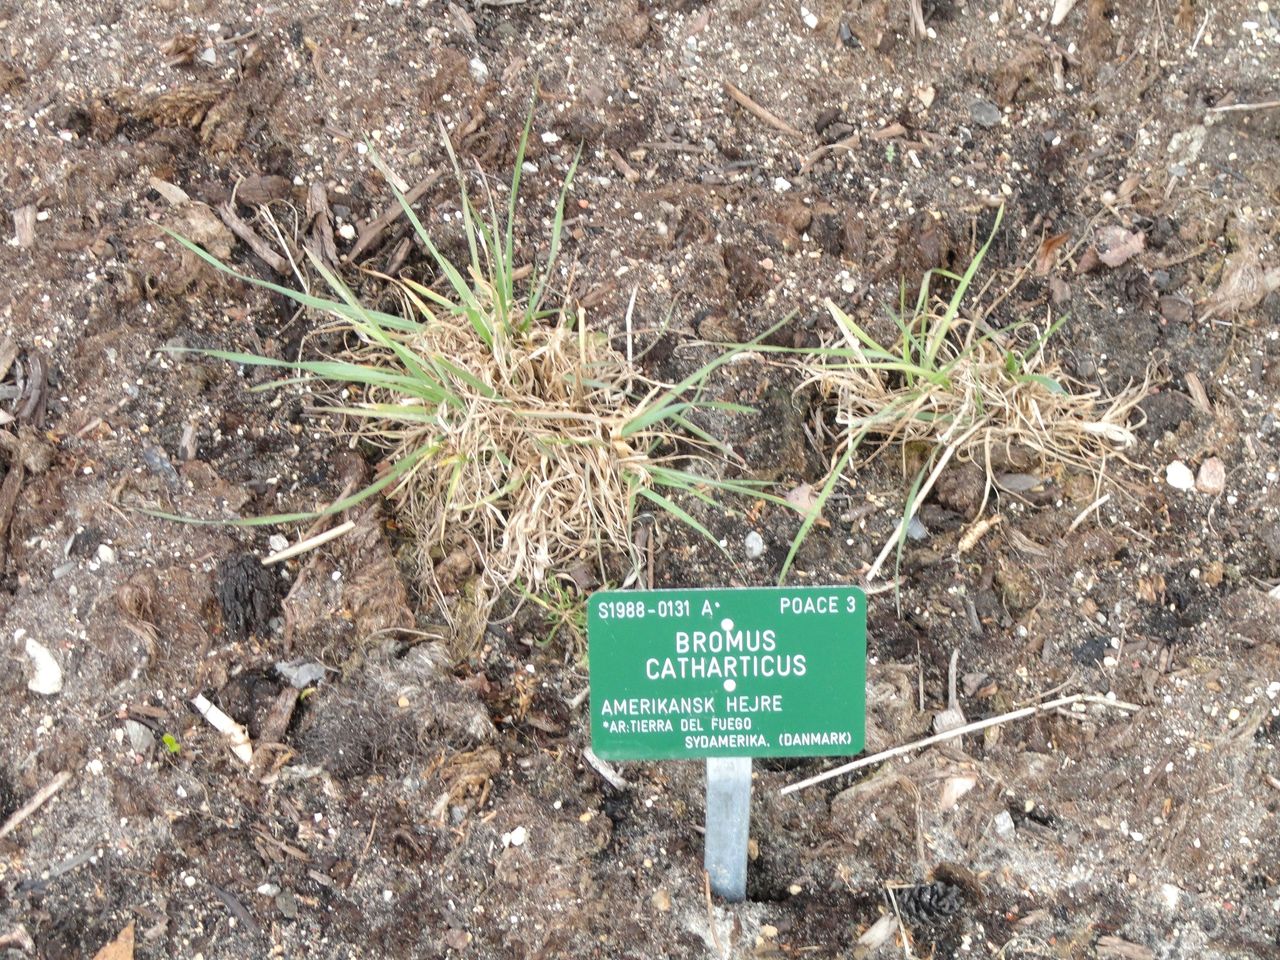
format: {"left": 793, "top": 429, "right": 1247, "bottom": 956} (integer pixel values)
{"left": 588, "top": 586, "right": 866, "bottom": 760}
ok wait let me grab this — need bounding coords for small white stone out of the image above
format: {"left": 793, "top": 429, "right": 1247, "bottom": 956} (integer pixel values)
{"left": 25, "top": 637, "right": 63, "bottom": 695}
{"left": 86, "top": 758, "right": 104, "bottom": 776}
{"left": 502, "top": 825, "right": 528, "bottom": 848}
{"left": 337, "top": 223, "right": 356, "bottom": 241}
{"left": 540, "top": 131, "right": 561, "bottom": 145}
{"left": 1164, "top": 461, "right": 1195, "bottom": 491}
{"left": 468, "top": 57, "right": 489, "bottom": 83}
{"left": 773, "top": 177, "right": 792, "bottom": 192}
{"left": 993, "top": 810, "right": 1015, "bottom": 837}
{"left": 96, "top": 543, "right": 116, "bottom": 564}
{"left": 744, "top": 531, "right": 765, "bottom": 559}
{"left": 800, "top": 5, "right": 819, "bottom": 29}
{"left": 268, "top": 534, "right": 289, "bottom": 553}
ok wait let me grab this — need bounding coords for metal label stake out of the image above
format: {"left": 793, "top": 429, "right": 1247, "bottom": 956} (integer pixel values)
{"left": 704, "top": 757, "right": 752, "bottom": 901}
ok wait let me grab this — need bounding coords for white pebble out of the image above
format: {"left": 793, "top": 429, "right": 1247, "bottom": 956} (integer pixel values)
{"left": 744, "top": 531, "right": 765, "bottom": 559}
{"left": 502, "top": 825, "right": 528, "bottom": 848}
{"left": 773, "top": 177, "right": 792, "bottom": 192}
{"left": 337, "top": 223, "right": 356, "bottom": 241}
{"left": 24, "top": 636, "right": 63, "bottom": 695}
{"left": 800, "top": 5, "right": 819, "bottom": 29}
{"left": 96, "top": 543, "right": 116, "bottom": 564}
{"left": 1164, "top": 461, "right": 1195, "bottom": 491}
{"left": 268, "top": 534, "right": 289, "bottom": 553}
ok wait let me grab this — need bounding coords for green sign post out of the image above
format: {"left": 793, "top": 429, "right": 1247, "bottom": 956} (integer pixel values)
{"left": 588, "top": 586, "right": 866, "bottom": 900}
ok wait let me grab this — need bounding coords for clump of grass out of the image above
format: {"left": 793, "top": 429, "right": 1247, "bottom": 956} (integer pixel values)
{"left": 780, "top": 207, "right": 1146, "bottom": 583}
{"left": 171, "top": 114, "right": 783, "bottom": 595}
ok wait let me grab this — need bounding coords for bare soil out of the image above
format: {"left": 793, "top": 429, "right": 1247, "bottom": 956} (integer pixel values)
{"left": 2, "top": 1, "right": 1280, "bottom": 958}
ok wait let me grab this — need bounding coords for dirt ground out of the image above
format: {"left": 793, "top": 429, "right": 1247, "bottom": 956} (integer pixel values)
{"left": 2, "top": 0, "right": 1280, "bottom": 957}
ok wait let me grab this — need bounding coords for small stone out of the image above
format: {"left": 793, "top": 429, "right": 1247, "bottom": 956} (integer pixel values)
{"left": 268, "top": 534, "right": 289, "bottom": 553}
{"left": 993, "top": 810, "right": 1016, "bottom": 837}
{"left": 125, "top": 719, "right": 156, "bottom": 754}
{"left": 97, "top": 543, "right": 117, "bottom": 564}
{"left": 337, "top": 222, "right": 356, "bottom": 241}
{"left": 970, "top": 98, "right": 1002, "bottom": 128}
{"left": 744, "top": 531, "right": 765, "bottom": 559}
{"left": 1165, "top": 461, "right": 1195, "bottom": 491}
{"left": 651, "top": 888, "right": 672, "bottom": 912}
{"left": 179, "top": 423, "right": 198, "bottom": 461}
{"left": 23, "top": 634, "right": 63, "bottom": 695}
{"left": 276, "top": 889, "right": 299, "bottom": 920}
{"left": 800, "top": 5, "right": 818, "bottom": 28}
{"left": 257, "top": 883, "right": 280, "bottom": 896}
{"left": 540, "top": 131, "right": 561, "bottom": 145}
{"left": 468, "top": 56, "right": 488, "bottom": 83}
{"left": 773, "top": 177, "right": 792, "bottom": 193}
{"left": 502, "top": 825, "right": 528, "bottom": 847}
{"left": 1195, "top": 457, "right": 1225, "bottom": 495}
{"left": 275, "top": 659, "right": 327, "bottom": 688}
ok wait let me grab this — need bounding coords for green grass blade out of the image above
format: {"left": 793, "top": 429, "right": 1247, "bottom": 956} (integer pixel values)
{"left": 636, "top": 487, "right": 729, "bottom": 557}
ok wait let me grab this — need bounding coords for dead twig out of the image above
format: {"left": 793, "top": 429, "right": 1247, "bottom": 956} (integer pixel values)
{"left": 957, "top": 513, "right": 1002, "bottom": 554}
{"left": 217, "top": 202, "right": 291, "bottom": 275}
{"left": 1068, "top": 493, "right": 1111, "bottom": 532}
{"left": 348, "top": 171, "right": 443, "bottom": 263}
{"left": 703, "top": 870, "right": 725, "bottom": 954}
{"left": 583, "top": 747, "right": 630, "bottom": 791}
{"left": 262, "top": 519, "right": 355, "bottom": 566}
{"left": 0, "top": 770, "right": 72, "bottom": 841}
{"left": 780, "top": 694, "right": 1140, "bottom": 795}
{"left": 0, "top": 456, "right": 25, "bottom": 572}
{"left": 1207, "top": 99, "right": 1280, "bottom": 114}
{"left": 723, "top": 81, "right": 804, "bottom": 138}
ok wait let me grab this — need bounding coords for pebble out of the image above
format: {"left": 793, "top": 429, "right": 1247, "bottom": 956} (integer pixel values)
{"left": 993, "top": 810, "right": 1015, "bottom": 837}
{"left": 468, "top": 56, "right": 489, "bottom": 83}
{"left": 744, "top": 531, "right": 765, "bottom": 559}
{"left": 125, "top": 719, "right": 156, "bottom": 754}
{"left": 1165, "top": 461, "right": 1195, "bottom": 491}
{"left": 268, "top": 534, "right": 290, "bottom": 553}
{"left": 502, "top": 825, "right": 528, "bottom": 848}
{"left": 97, "top": 543, "right": 117, "bottom": 564}
{"left": 337, "top": 223, "right": 356, "bottom": 241}
{"left": 23, "top": 633, "right": 63, "bottom": 695}
{"left": 1195, "top": 456, "right": 1225, "bottom": 495}
{"left": 275, "top": 659, "right": 327, "bottom": 688}
{"left": 970, "top": 98, "right": 1002, "bottom": 128}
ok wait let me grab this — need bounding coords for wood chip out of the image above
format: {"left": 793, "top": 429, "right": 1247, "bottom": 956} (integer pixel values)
{"left": 237, "top": 174, "right": 292, "bottom": 207}
{"left": 1183, "top": 370, "right": 1211, "bottom": 412}
{"left": 147, "top": 177, "right": 190, "bottom": 206}
{"left": 12, "top": 205, "right": 36, "bottom": 247}
{"left": 90, "top": 922, "right": 134, "bottom": 960}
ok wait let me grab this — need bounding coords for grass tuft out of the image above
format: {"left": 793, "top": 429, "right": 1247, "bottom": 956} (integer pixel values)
{"left": 775, "top": 207, "right": 1147, "bottom": 584}
{"left": 170, "top": 112, "right": 790, "bottom": 595}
